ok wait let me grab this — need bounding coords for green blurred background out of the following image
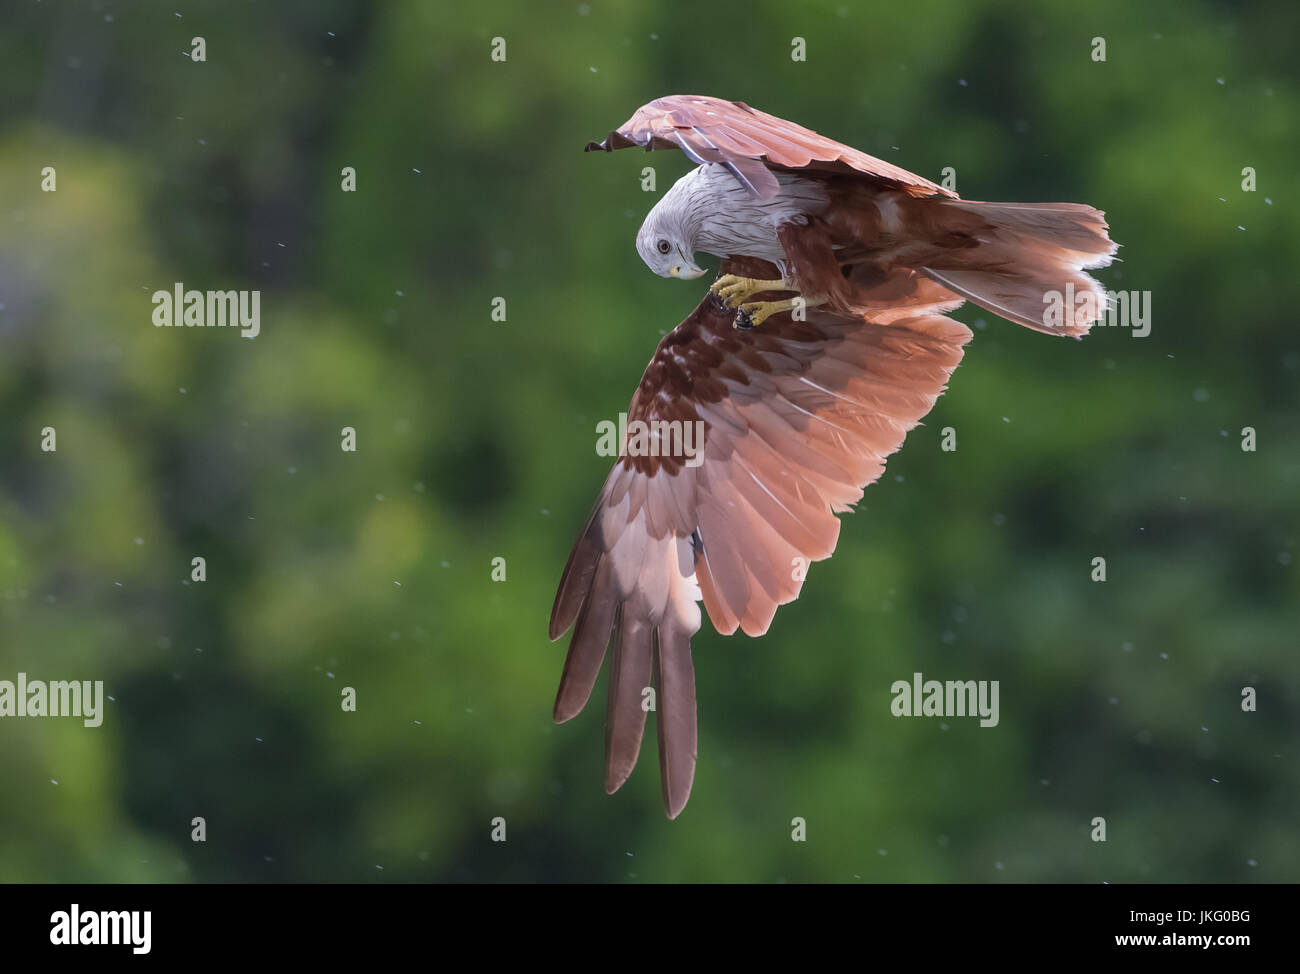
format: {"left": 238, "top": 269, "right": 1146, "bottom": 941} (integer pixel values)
{"left": 0, "top": 0, "right": 1295, "bottom": 883}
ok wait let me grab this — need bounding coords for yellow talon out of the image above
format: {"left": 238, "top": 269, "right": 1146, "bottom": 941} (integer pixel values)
{"left": 732, "top": 295, "right": 827, "bottom": 330}
{"left": 710, "top": 274, "right": 795, "bottom": 309}
{"left": 734, "top": 300, "right": 787, "bottom": 329}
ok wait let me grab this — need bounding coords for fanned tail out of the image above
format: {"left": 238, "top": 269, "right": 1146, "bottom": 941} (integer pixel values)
{"left": 919, "top": 200, "right": 1118, "bottom": 338}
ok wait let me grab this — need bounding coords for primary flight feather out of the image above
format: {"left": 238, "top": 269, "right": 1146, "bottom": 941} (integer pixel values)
{"left": 552, "top": 95, "right": 1117, "bottom": 818}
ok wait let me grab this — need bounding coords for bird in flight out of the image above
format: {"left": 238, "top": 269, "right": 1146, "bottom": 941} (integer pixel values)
{"left": 550, "top": 95, "right": 1116, "bottom": 818}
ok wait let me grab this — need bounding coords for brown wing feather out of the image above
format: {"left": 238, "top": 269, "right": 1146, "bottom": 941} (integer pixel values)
{"left": 585, "top": 94, "right": 956, "bottom": 200}
{"left": 549, "top": 257, "right": 971, "bottom": 818}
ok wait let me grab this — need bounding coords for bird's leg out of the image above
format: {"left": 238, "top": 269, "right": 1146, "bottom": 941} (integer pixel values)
{"left": 733, "top": 294, "right": 827, "bottom": 330}
{"left": 709, "top": 274, "right": 795, "bottom": 309}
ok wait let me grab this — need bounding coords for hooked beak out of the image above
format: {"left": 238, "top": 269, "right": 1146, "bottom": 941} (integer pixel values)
{"left": 669, "top": 262, "right": 705, "bottom": 280}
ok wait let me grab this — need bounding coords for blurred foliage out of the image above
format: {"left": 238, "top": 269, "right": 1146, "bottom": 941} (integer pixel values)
{"left": 0, "top": 0, "right": 1296, "bottom": 882}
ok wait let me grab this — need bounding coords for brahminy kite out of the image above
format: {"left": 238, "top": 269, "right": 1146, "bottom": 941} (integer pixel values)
{"left": 551, "top": 95, "right": 1116, "bottom": 817}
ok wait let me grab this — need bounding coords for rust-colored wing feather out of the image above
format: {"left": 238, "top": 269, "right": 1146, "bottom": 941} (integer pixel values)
{"left": 585, "top": 94, "right": 955, "bottom": 201}
{"left": 550, "top": 259, "right": 971, "bottom": 818}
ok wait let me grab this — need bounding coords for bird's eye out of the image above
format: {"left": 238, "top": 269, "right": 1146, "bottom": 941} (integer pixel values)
{"left": 656, "top": 239, "right": 671, "bottom": 255}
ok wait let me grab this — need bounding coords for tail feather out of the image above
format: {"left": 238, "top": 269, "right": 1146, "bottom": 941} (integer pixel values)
{"left": 920, "top": 199, "right": 1118, "bottom": 338}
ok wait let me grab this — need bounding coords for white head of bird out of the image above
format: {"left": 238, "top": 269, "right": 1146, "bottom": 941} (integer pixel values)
{"left": 635, "top": 188, "right": 706, "bottom": 280}
{"left": 634, "top": 163, "right": 830, "bottom": 282}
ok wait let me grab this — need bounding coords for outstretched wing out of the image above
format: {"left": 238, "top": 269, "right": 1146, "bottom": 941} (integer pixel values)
{"left": 585, "top": 94, "right": 956, "bottom": 201}
{"left": 550, "top": 259, "right": 972, "bottom": 817}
